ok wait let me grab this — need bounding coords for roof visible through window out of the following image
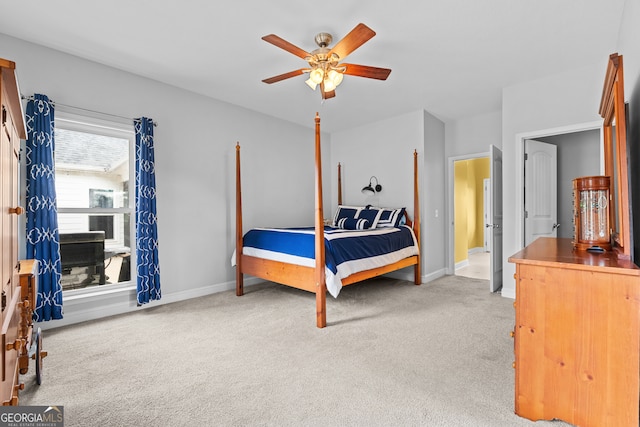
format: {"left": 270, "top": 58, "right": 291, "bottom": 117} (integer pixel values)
{"left": 55, "top": 127, "right": 128, "bottom": 172}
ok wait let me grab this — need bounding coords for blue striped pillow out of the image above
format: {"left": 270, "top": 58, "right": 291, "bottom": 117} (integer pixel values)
{"left": 332, "top": 205, "right": 362, "bottom": 227}
{"left": 375, "top": 207, "right": 406, "bottom": 228}
{"left": 337, "top": 217, "right": 370, "bottom": 230}
{"left": 356, "top": 207, "right": 383, "bottom": 229}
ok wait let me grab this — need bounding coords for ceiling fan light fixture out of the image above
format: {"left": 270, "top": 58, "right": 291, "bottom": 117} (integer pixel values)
{"left": 309, "top": 68, "right": 324, "bottom": 84}
{"left": 327, "top": 69, "right": 344, "bottom": 87}
{"left": 305, "top": 78, "right": 318, "bottom": 90}
{"left": 323, "top": 78, "right": 337, "bottom": 92}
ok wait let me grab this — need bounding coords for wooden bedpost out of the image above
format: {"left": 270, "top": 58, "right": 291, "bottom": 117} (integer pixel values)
{"left": 413, "top": 149, "right": 421, "bottom": 285}
{"left": 337, "top": 162, "right": 342, "bottom": 206}
{"left": 314, "top": 113, "right": 327, "bottom": 328}
{"left": 236, "top": 142, "right": 244, "bottom": 296}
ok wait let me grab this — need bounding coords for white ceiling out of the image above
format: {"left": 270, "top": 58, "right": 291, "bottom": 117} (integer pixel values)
{"left": 0, "top": 0, "right": 627, "bottom": 132}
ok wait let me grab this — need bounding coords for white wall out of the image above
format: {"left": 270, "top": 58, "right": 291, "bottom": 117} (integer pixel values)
{"left": 501, "top": 64, "right": 606, "bottom": 298}
{"left": 444, "top": 110, "right": 502, "bottom": 276}
{"left": 423, "top": 111, "right": 447, "bottom": 277}
{"left": 448, "top": 0, "right": 640, "bottom": 297}
{"left": 330, "top": 111, "right": 422, "bottom": 215}
{"left": 330, "top": 110, "right": 447, "bottom": 281}
{"left": 0, "top": 33, "right": 332, "bottom": 327}
{"left": 445, "top": 110, "right": 502, "bottom": 158}
{"left": 6, "top": 0, "right": 639, "bottom": 322}
{"left": 500, "top": 0, "right": 640, "bottom": 298}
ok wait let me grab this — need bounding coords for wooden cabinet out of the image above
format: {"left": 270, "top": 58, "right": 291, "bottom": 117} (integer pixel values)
{"left": 509, "top": 237, "right": 640, "bottom": 427}
{"left": 1, "top": 58, "right": 27, "bottom": 405}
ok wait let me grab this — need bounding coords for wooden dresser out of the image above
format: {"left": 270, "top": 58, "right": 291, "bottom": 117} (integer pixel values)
{"left": 508, "top": 237, "right": 640, "bottom": 427}
{"left": 1, "top": 58, "right": 27, "bottom": 405}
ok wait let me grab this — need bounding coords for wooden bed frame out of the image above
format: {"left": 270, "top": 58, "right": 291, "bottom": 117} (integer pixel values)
{"left": 235, "top": 113, "right": 421, "bottom": 328}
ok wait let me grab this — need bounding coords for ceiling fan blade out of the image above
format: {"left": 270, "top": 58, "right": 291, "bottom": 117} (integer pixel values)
{"left": 328, "top": 23, "right": 376, "bottom": 60}
{"left": 342, "top": 64, "right": 392, "bottom": 80}
{"left": 262, "top": 69, "right": 308, "bottom": 84}
{"left": 322, "top": 89, "right": 336, "bottom": 100}
{"left": 262, "top": 34, "right": 311, "bottom": 59}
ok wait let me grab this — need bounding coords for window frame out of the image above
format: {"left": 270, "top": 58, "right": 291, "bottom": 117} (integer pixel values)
{"left": 55, "top": 111, "right": 136, "bottom": 295}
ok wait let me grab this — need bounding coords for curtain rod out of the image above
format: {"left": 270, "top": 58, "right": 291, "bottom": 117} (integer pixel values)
{"left": 20, "top": 95, "right": 158, "bottom": 127}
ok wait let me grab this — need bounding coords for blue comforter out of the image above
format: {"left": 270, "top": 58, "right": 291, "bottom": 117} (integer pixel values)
{"left": 238, "top": 225, "right": 419, "bottom": 297}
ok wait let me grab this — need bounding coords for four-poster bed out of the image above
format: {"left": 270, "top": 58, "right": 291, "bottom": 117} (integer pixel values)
{"left": 234, "top": 113, "right": 421, "bottom": 328}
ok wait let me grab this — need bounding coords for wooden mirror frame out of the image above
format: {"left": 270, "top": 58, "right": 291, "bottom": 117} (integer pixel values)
{"left": 599, "top": 53, "right": 631, "bottom": 259}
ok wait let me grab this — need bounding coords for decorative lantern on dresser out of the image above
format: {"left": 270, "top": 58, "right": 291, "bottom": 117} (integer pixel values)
{"left": 572, "top": 175, "right": 610, "bottom": 252}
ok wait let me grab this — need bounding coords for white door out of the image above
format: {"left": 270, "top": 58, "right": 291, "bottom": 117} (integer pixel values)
{"left": 524, "top": 140, "right": 558, "bottom": 246}
{"left": 489, "top": 145, "right": 503, "bottom": 293}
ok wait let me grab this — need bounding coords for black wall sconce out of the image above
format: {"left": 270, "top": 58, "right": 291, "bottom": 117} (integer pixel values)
{"left": 362, "top": 176, "right": 382, "bottom": 195}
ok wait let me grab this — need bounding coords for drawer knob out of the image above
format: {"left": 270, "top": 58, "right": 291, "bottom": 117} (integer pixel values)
{"left": 6, "top": 339, "right": 24, "bottom": 352}
{"left": 510, "top": 330, "right": 515, "bottom": 338}
{"left": 8, "top": 206, "right": 24, "bottom": 215}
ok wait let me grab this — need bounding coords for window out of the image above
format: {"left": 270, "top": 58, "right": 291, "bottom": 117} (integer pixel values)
{"left": 89, "top": 189, "right": 114, "bottom": 238}
{"left": 54, "top": 113, "right": 135, "bottom": 291}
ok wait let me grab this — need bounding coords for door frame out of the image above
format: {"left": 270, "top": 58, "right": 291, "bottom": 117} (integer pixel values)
{"left": 483, "top": 178, "right": 490, "bottom": 252}
{"left": 446, "top": 151, "right": 489, "bottom": 275}
{"left": 514, "top": 120, "right": 602, "bottom": 251}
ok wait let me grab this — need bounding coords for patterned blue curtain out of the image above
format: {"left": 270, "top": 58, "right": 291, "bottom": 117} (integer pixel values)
{"left": 25, "top": 94, "right": 63, "bottom": 321}
{"left": 134, "top": 117, "right": 160, "bottom": 305}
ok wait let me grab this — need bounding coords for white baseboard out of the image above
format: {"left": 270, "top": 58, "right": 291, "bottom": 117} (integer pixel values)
{"left": 455, "top": 259, "right": 469, "bottom": 270}
{"left": 37, "top": 276, "right": 264, "bottom": 331}
{"left": 501, "top": 287, "right": 516, "bottom": 299}
{"left": 383, "top": 267, "right": 445, "bottom": 285}
{"left": 423, "top": 268, "right": 446, "bottom": 283}
{"left": 454, "top": 247, "right": 488, "bottom": 272}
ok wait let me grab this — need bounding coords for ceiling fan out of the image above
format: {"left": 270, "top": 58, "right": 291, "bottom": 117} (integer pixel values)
{"left": 261, "top": 23, "right": 392, "bottom": 100}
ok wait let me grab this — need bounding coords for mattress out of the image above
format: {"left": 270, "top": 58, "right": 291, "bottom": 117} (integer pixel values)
{"left": 233, "top": 225, "right": 419, "bottom": 297}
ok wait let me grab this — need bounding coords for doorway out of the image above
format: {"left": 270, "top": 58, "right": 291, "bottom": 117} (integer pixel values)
{"left": 515, "top": 121, "right": 603, "bottom": 253}
{"left": 451, "top": 155, "right": 490, "bottom": 281}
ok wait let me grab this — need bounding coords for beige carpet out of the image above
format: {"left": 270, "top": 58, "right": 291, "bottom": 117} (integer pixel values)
{"left": 19, "top": 275, "right": 571, "bottom": 427}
